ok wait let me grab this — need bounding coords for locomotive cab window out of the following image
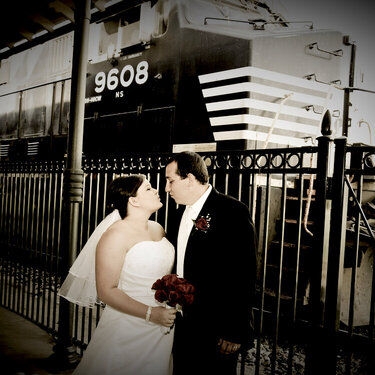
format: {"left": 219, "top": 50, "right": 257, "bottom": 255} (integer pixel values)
{"left": 88, "top": 1, "right": 167, "bottom": 63}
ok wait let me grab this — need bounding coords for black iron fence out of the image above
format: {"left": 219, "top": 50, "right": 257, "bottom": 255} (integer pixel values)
{"left": 0, "top": 137, "right": 374, "bottom": 374}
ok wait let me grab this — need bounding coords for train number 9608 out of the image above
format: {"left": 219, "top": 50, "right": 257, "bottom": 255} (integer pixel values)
{"left": 94, "top": 61, "right": 149, "bottom": 93}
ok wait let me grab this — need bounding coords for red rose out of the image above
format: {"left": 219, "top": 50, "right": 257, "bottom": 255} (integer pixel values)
{"left": 193, "top": 214, "right": 211, "bottom": 233}
{"left": 183, "top": 294, "right": 194, "bottom": 305}
{"left": 168, "top": 290, "right": 183, "bottom": 307}
{"left": 152, "top": 274, "right": 176, "bottom": 292}
{"left": 195, "top": 217, "right": 208, "bottom": 230}
{"left": 163, "top": 274, "right": 179, "bottom": 289}
{"left": 154, "top": 289, "right": 168, "bottom": 303}
{"left": 175, "top": 283, "right": 195, "bottom": 295}
{"left": 152, "top": 278, "right": 165, "bottom": 290}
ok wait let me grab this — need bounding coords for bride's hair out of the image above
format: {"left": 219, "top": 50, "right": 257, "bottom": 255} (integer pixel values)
{"left": 107, "top": 174, "right": 145, "bottom": 219}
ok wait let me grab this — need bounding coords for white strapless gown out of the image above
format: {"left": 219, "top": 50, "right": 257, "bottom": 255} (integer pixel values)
{"left": 73, "top": 237, "right": 175, "bottom": 375}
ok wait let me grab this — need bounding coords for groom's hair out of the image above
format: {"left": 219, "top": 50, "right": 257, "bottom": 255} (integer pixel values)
{"left": 167, "top": 151, "right": 209, "bottom": 184}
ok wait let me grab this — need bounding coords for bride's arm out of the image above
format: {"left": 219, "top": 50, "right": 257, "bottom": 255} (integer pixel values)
{"left": 95, "top": 228, "right": 175, "bottom": 327}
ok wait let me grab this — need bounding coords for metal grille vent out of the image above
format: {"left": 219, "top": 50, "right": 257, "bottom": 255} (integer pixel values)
{"left": 27, "top": 141, "right": 39, "bottom": 156}
{"left": 0, "top": 144, "right": 9, "bottom": 157}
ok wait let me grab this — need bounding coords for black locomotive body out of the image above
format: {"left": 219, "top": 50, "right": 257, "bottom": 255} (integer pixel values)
{"left": 0, "top": 0, "right": 348, "bottom": 160}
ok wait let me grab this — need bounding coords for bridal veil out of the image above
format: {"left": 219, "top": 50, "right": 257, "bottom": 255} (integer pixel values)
{"left": 58, "top": 209, "right": 122, "bottom": 308}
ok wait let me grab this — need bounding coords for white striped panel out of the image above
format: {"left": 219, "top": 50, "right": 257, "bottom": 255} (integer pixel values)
{"left": 213, "top": 130, "right": 313, "bottom": 147}
{"left": 202, "top": 82, "right": 327, "bottom": 106}
{"left": 199, "top": 66, "right": 329, "bottom": 93}
{"left": 209, "top": 114, "right": 319, "bottom": 135}
{"left": 205, "top": 98, "right": 322, "bottom": 121}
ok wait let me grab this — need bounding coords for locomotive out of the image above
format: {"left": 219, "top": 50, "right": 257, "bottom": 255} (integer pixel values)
{"left": 0, "top": 0, "right": 353, "bottom": 160}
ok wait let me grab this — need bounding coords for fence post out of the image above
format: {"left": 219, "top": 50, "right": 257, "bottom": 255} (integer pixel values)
{"left": 322, "top": 137, "right": 349, "bottom": 371}
{"left": 305, "top": 135, "right": 333, "bottom": 374}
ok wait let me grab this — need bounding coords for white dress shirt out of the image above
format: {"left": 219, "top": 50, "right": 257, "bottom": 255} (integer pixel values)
{"left": 176, "top": 184, "right": 212, "bottom": 278}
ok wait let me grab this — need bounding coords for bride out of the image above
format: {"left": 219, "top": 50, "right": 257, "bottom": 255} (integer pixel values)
{"left": 58, "top": 174, "right": 176, "bottom": 375}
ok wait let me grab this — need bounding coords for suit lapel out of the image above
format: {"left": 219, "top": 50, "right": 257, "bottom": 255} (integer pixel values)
{"left": 186, "top": 187, "right": 218, "bottom": 243}
{"left": 183, "top": 188, "right": 220, "bottom": 280}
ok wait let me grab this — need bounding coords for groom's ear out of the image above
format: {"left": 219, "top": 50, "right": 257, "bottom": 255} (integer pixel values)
{"left": 186, "top": 173, "right": 196, "bottom": 185}
{"left": 187, "top": 173, "right": 197, "bottom": 188}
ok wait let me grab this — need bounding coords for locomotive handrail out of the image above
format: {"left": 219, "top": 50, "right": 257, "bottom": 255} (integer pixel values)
{"left": 203, "top": 16, "right": 313, "bottom": 30}
{"left": 306, "top": 42, "right": 343, "bottom": 57}
{"left": 0, "top": 77, "right": 71, "bottom": 98}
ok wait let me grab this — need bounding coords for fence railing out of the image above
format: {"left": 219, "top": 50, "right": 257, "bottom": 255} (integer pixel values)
{"left": 0, "top": 139, "right": 374, "bottom": 374}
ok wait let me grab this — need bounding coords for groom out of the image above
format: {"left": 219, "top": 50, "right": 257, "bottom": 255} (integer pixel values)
{"left": 165, "top": 151, "right": 258, "bottom": 375}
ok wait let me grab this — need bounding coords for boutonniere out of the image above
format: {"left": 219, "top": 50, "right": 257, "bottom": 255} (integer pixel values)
{"left": 192, "top": 213, "right": 211, "bottom": 233}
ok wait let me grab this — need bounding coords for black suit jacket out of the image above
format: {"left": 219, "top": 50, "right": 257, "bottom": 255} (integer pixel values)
{"left": 167, "top": 187, "right": 257, "bottom": 347}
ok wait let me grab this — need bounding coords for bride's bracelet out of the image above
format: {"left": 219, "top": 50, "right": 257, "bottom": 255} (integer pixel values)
{"left": 145, "top": 306, "right": 152, "bottom": 322}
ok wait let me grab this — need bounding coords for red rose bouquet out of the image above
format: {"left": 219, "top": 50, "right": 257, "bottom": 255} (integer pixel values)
{"left": 152, "top": 273, "right": 195, "bottom": 310}
{"left": 152, "top": 274, "right": 195, "bottom": 334}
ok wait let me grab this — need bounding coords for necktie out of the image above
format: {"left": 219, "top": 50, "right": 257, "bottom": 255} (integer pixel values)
{"left": 177, "top": 206, "right": 194, "bottom": 277}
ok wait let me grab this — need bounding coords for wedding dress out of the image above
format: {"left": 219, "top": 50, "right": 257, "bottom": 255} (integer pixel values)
{"left": 58, "top": 210, "right": 175, "bottom": 375}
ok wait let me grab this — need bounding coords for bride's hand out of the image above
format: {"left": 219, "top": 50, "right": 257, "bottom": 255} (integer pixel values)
{"left": 149, "top": 306, "right": 177, "bottom": 327}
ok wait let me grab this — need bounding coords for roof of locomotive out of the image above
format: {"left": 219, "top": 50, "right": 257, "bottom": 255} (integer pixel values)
{"left": 174, "top": 0, "right": 341, "bottom": 40}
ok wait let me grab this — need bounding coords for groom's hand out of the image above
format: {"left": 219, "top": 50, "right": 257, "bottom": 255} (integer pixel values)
{"left": 218, "top": 338, "right": 241, "bottom": 355}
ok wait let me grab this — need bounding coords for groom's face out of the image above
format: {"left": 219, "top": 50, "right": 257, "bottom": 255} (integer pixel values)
{"left": 165, "top": 161, "right": 190, "bottom": 205}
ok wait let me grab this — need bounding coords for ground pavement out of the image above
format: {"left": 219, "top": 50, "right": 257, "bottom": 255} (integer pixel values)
{"left": 0, "top": 306, "right": 75, "bottom": 375}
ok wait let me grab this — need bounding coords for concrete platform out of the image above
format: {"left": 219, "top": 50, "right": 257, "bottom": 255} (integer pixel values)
{"left": 0, "top": 305, "right": 258, "bottom": 374}
{"left": 0, "top": 306, "right": 76, "bottom": 375}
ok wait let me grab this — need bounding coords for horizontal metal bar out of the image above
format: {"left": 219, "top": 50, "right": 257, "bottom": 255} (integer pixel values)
{"left": 202, "top": 82, "right": 328, "bottom": 106}
{"left": 209, "top": 114, "right": 319, "bottom": 135}
{"left": 213, "top": 129, "right": 315, "bottom": 147}
{"left": 199, "top": 66, "right": 331, "bottom": 92}
{"left": 205, "top": 98, "right": 322, "bottom": 121}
